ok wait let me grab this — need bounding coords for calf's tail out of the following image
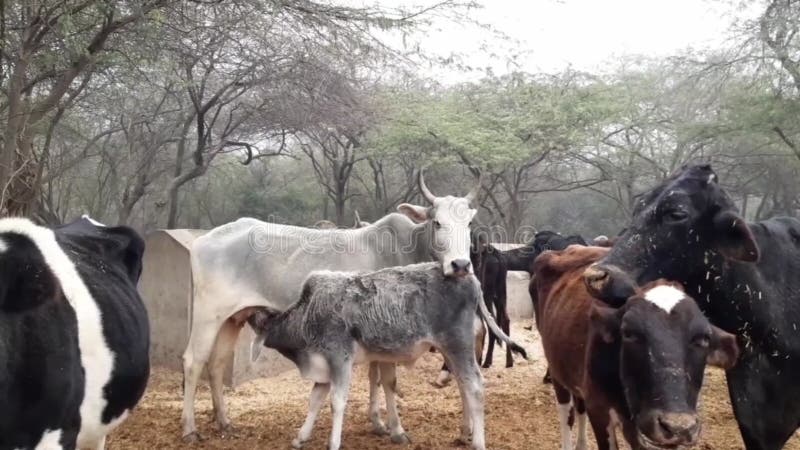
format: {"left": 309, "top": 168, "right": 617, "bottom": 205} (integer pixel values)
{"left": 476, "top": 291, "right": 528, "bottom": 360}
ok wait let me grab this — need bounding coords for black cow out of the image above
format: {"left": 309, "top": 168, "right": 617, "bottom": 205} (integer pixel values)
{"left": 0, "top": 216, "right": 149, "bottom": 450}
{"left": 584, "top": 163, "right": 800, "bottom": 450}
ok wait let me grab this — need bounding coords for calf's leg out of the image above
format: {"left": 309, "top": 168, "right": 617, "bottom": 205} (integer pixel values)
{"left": 328, "top": 359, "right": 354, "bottom": 450}
{"left": 378, "top": 362, "right": 411, "bottom": 444}
{"left": 368, "top": 362, "right": 388, "bottom": 435}
{"left": 292, "top": 382, "right": 331, "bottom": 449}
{"left": 443, "top": 348, "right": 486, "bottom": 450}
{"left": 586, "top": 404, "right": 618, "bottom": 450}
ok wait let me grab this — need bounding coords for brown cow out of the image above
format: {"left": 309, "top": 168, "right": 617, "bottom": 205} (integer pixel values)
{"left": 532, "top": 245, "right": 739, "bottom": 450}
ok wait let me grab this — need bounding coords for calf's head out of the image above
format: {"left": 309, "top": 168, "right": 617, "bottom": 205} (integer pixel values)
{"left": 584, "top": 164, "right": 760, "bottom": 305}
{"left": 398, "top": 168, "right": 480, "bottom": 277}
{"left": 590, "top": 280, "right": 739, "bottom": 449}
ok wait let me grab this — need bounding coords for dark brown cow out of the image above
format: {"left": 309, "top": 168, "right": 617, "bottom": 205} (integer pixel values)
{"left": 533, "top": 245, "right": 739, "bottom": 450}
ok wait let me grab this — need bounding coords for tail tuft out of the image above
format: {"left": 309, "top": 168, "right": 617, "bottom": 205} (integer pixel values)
{"left": 509, "top": 342, "right": 528, "bottom": 360}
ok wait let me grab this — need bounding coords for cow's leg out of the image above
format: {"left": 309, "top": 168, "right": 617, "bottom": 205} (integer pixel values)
{"left": 181, "top": 316, "right": 225, "bottom": 441}
{"left": 328, "top": 358, "right": 354, "bottom": 450}
{"left": 292, "top": 382, "right": 331, "bottom": 449}
{"left": 481, "top": 300, "right": 495, "bottom": 368}
{"left": 575, "top": 397, "right": 588, "bottom": 450}
{"left": 553, "top": 382, "right": 572, "bottom": 450}
{"left": 500, "top": 303, "right": 513, "bottom": 369}
{"left": 208, "top": 319, "right": 242, "bottom": 434}
{"left": 586, "top": 404, "right": 616, "bottom": 450}
{"left": 368, "top": 362, "right": 388, "bottom": 435}
{"left": 377, "top": 362, "right": 410, "bottom": 444}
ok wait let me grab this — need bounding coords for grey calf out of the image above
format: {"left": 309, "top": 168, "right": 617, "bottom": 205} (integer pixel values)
{"left": 249, "top": 262, "right": 527, "bottom": 450}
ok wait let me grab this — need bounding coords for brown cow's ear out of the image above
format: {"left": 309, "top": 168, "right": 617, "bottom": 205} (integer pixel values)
{"left": 589, "top": 304, "right": 621, "bottom": 344}
{"left": 712, "top": 210, "right": 759, "bottom": 262}
{"left": 397, "top": 204, "right": 429, "bottom": 223}
{"left": 707, "top": 325, "right": 740, "bottom": 370}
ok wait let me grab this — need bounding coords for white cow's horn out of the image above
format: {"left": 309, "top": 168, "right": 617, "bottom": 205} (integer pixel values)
{"left": 419, "top": 168, "right": 437, "bottom": 204}
{"left": 465, "top": 168, "right": 482, "bottom": 204}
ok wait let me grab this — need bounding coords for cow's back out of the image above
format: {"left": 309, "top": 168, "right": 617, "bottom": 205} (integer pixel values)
{"left": 191, "top": 215, "right": 421, "bottom": 309}
{"left": 533, "top": 246, "right": 609, "bottom": 395}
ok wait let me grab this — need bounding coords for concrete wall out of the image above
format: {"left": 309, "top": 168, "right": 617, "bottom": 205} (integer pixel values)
{"left": 491, "top": 243, "right": 533, "bottom": 319}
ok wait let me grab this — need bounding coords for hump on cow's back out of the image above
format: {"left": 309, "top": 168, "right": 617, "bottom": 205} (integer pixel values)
{"left": 0, "top": 231, "right": 62, "bottom": 313}
{"left": 533, "top": 245, "right": 610, "bottom": 280}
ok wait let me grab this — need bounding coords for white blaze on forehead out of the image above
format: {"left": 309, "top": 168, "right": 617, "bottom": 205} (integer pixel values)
{"left": 643, "top": 284, "right": 686, "bottom": 313}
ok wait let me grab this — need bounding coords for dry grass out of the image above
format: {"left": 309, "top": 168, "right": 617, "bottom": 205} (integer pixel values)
{"left": 108, "top": 322, "right": 799, "bottom": 449}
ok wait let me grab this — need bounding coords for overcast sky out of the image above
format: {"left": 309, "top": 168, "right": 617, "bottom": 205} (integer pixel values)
{"left": 363, "top": 0, "right": 763, "bottom": 83}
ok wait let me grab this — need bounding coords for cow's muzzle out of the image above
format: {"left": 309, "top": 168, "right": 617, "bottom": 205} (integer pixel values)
{"left": 448, "top": 259, "right": 472, "bottom": 277}
{"left": 638, "top": 412, "right": 701, "bottom": 449}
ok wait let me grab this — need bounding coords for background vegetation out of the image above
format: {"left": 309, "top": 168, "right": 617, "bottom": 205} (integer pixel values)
{"left": 2, "top": 0, "right": 799, "bottom": 240}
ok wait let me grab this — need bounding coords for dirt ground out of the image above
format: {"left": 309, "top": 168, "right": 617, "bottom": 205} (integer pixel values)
{"left": 108, "top": 322, "right": 799, "bottom": 449}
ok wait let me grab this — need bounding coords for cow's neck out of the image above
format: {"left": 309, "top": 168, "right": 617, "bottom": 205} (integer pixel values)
{"left": 410, "top": 221, "right": 433, "bottom": 264}
{"left": 502, "top": 246, "right": 535, "bottom": 273}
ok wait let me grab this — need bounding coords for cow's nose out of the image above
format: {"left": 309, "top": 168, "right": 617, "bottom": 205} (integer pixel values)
{"left": 655, "top": 413, "right": 700, "bottom": 444}
{"left": 451, "top": 259, "right": 471, "bottom": 275}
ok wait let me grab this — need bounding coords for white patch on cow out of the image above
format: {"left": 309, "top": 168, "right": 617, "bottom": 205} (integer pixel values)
{"left": 81, "top": 214, "right": 106, "bottom": 227}
{"left": 708, "top": 173, "right": 716, "bottom": 184}
{"left": 34, "top": 429, "right": 63, "bottom": 450}
{"left": 305, "top": 353, "right": 331, "bottom": 383}
{"left": 643, "top": 284, "right": 686, "bottom": 313}
{"left": 608, "top": 409, "right": 621, "bottom": 450}
{"left": 436, "top": 370, "right": 453, "bottom": 386}
{"left": 556, "top": 402, "right": 572, "bottom": 450}
{"left": 0, "top": 218, "right": 118, "bottom": 448}
{"left": 0, "top": 237, "right": 6, "bottom": 253}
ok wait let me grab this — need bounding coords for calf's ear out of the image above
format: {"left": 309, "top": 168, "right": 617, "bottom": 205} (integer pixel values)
{"left": 397, "top": 204, "right": 429, "bottom": 223}
{"left": 707, "top": 325, "right": 740, "bottom": 370}
{"left": 589, "top": 304, "right": 622, "bottom": 344}
{"left": 712, "top": 210, "right": 759, "bottom": 262}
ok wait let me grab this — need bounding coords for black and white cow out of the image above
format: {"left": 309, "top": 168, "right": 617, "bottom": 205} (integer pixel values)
{"left": 0, "top": 216, "right": 149, "bottom": 450}
{"left": 248, "top": 262, "right": 528, "bottom": 450}
{"left": 584, "top": 164, "right": 800, "bottom": 450}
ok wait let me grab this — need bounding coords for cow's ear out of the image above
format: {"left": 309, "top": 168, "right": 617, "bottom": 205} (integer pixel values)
{"left": 589, "top": 304, "right": 621, "bottom": 344}
{"left": 707, "top": 325, "right": 739, "bottom": 370}
{"left": 712, "top": 210, "right": 759, "bottom": 262}
{"left": 397, "top": 204, "right": 429, "bottom": 223}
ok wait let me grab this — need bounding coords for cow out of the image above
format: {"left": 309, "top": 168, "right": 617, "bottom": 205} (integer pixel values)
{"left": 534, "top": 245, "right": 739, "bottom": 450}
{"left": 583, "top": 163, "right": 800, "bottom": 450}
{"left": 248, "top": 262, "right": 527, "bottom": 450}
{"left": 313, "top": 219, "right": 338, "bottom": 229}
{"left": 0, "top": 216, "right": 149, "bottom": 450}
{"left": 181, "top": 169, "right": 482, "bottom": 441}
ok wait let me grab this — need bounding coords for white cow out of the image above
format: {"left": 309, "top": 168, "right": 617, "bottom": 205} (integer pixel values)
{"left": 181, "top": 169, "right": 481, "bottom": 441}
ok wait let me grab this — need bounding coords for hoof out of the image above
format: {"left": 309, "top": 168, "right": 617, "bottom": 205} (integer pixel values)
{"left": 218, "top": 424, "right": 237, "bottom": 438}
{"left": 505, "top": 361, "right": 514, "bottom": 369}
{"left": 390, "top": 433, "right": 412, "bottom": 445}
{"left": 182, "top": 432, "right": 204, "bottom": 444}
{"left": 453, "top": 437, "right": 471, "bottom": 447}
{"left": 291, "top": 438, "right": 306, "bottom": 449}
{"left": 371, "top": 423, "right": 390, "bottom": 436}
{"left": 481, "top": 361, "right": 492, "bottom": 369}
{"left": 429, "top": 380, "right": 448, "bottom": 389}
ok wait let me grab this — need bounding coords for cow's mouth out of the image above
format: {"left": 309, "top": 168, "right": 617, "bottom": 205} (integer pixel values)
{"left": 637, "top": 432, "right": 698, "bottom": 450}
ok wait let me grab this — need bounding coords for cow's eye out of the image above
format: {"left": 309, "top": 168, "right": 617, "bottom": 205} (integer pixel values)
{"left": 622, "top": 328, "right": 642, "bottom": 343}
{"left": 433, "top": 220, "right": 442, "bottom": 229}
{"left": 664, "top": 210, "right": 689, "bottom": 223}
{"left": 692, "top": 334, "right": 711, "bottom": 348}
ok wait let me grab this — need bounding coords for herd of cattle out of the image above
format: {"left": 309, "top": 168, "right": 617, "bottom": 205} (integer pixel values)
{"left": 2, "top": 163, "right": 799, "bottom": 450}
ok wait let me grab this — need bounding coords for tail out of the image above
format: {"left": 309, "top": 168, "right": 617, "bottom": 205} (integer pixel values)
{"left": 476, "top": 288, "right": 528, "bottom": 360}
